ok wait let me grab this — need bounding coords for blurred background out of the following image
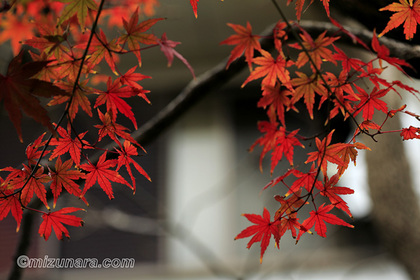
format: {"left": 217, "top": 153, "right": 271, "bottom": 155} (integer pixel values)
{"left": 1, "top": 0, "right": 419, "bottom": 279}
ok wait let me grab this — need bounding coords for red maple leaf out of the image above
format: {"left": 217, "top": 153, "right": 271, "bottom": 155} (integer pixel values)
{"left": 274, "top": 190, "right": 307, "bottom": 217}
{"left": 269, "top": 127, "right": 304, "bottom": 173}
{"left": 257, "top": 85, "right": 292, "bottom": 126}
{"left": 234, "top": 208, "right": 280, "bottom": 263}
{"left": 220, "top": 22, "right": 262, "bottom": 70}
{"left": 242, "top": 49, "right": 293, "bottom": 89}
{"left": 25, "top": 133, "right": 48, "bottom": 166}
{"left": 290, "top": 72, "right": 327, "bottom": 119}
{"left": 320, "top": 174, "right": 354, "bottom": 218}
{"left": 305, "top": 130, "right": 345, "bottom": 174}
{"left": 49, "top": 80, "right": 93, "bottom": 121}
{"left": 190, "top": 0, "right": 199, "bottom": 18}
{"left": 298, "top": 203, "right": 353, "bottom": 239}
{"left": 354, "top": 85, "right": 389, "bottom": 121}
{"left": 2, "top": 165, "right": 51, "bottom": 209}
{"left": 290, "top": 30, "right": 338, "bottom": 70}
{"left": 0, "top": 7, "right": 35, "bottom": 55}
{"left": 49, "top": 123, "right": 91, "bottom": 167}
{"left": 286, "top": 165, "right": 323, "bottom": 196}
{"left": 371, "top": 32, "right": 412, "bottom": 72}
{"left": 0, "top": 188, "right": 23, "bottom": 231}
{"left": 379, "top": 0, "right": 420, "bottom": 40}
{"left": 80, "top": 152, "right": 131, "bottom": 200}
{"left": 0, "top": 51, "right": 68, "bottom": 142}
{"left": 95, "top": 109, "right": 141, "bottom": 148}
{"left": 326, "top": 142, "right": 370, "bottom": 176}
{"left": 119, "top": 9, "right": 163, "bottom": 66}
{"left": 38, "top": 207, "right": 84, "bottom": 240}
{"left": 48, "top": 158, "right": 87, "bottom": 208}
{"left": 401, "top": 126, "right": 420, "bottom": 139}
{"left": 77, "top": 28, "right": 120, "bottom": 74}
{"left": 250, "top": 118, "right": 303, "bottom": 173}
{"left": 118, "top": 66, "right": 151, "bottom": 104}
{"left": 116, "top": 140, "right": 151, "bottom": 193}
{"left": 94, "top": 77, "right": 140, "bottom": 129}
{"left": 157, "top": 33, "right": 195, "bottom": 78}
{"left": 287, "top": 0, "right": 330, "bottom": 20}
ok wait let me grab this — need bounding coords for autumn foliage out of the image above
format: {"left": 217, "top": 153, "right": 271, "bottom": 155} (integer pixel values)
{"left": 0, "top": 0, "right": 419, "bottom": 265}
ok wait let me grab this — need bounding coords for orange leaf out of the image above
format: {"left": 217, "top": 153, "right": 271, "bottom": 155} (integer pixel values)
{"left": 379, "top": 0, "right": 420, "bottom": 40}
{"left": 220, "top": 22, "right": 262, "bottom": 70}
{"left": 242, "top": 49, "right": 293, "bottom": 89}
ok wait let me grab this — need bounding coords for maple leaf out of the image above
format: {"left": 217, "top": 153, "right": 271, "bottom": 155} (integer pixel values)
{"left": 379, "top": 0, "right": 420, "bottom": 40}
{"left": 118, "top": 66, "right": 151, "bottom": 103}
{"left": 48, "top": 158, "right": 87, "bottom": 208}
{"left": 286, "top": 165, "right": 323, "bottom": 196}
{"left": 94, "top": 77, "right": 140, "bottom": 129}
{"left": 242, "top": 49, "right": 293, "bottom": 89}
{"left": 290, "top": 30, "right": 338, "bottom": 70}
{"left": 49, "top": 80, "right": 93, "bottom": 121}
{"left": 2, "top": 165, "right": 51, "bottom": 209}
{"left": 119, "top": 9, "right": 163, "bottom": 66}
{"left": 189, "top": 0, "right": 200, "bottom": 18}
{"left": 116, "top": 140, "right": 151, "bottom": 193}
{"left": 77, "top": 29, "right": 121, "bottom": 74}
{"left": 220, "top": 22, "right": 262, "bottom": 70}
{"left": 80, "top": 152, "right": 131, "bottom": 200}
{"left": 305, "top": 130, "right": 345, "bottom": 174}
{"left": 0, "top": 188, "right": 23, "bottom": 232}
{"left": 39, "top": 207, "right": 84, "bottom": 240}
{"left": 274, "top": 190, "right": 307, "bottom": 217}
{"left": 269, "top": 127, "right": 304, "bottom": 173}
{"left": 24, "top": 23, "right": 70, "bottom": 61}
{"left": 320, "top": 174, "right": 354, "bottom": 218}
{"left": 401, "top": 126, "right": 420, "bottom": 139}
{"left": 297, "top": 203, "right": 353, "bottom": 239}
{"left": 0, "top": 51, "right": 68, "bottom": 142}
{"left": 326, "top": 142, "right": 370, "bottom": 176}
{"left": 95, "top": 109, "right": 141, "bottom": 148}
{"left": 287, "top": 0, "right": 330, "bottom": 20}
{"left": 49, "top": 123, "right": 91, "bottom": 167}
{"left": 234, "top": 208, "right": 280, "bottom": 263}
{"left": 249, "top": 119, "right": 278, "bottom": 171}
{"left": 332, "top": 46, "right": 365, "bottom": 75}
{"left": 353, "top": 120, "right": 381, "bottom": 137}
{"left": 157, "top": 33, "right": 196, "bottom": 78}
{"left": 371, "top": 32, "right": 412, "bottom": 72}
{"left": 354, "top": 85, "right": 389, "bottom": 121}
{"left": 257, "top": 85, "right": 292, "bottom": 127}
{"left": 25, "top": 132, "right": 48, "bottom": 166}
{"left": 0, "top": 6, "right": 35, "bottom": 55}
{"left": 290, "top": 72, "right": 327, "bottom": 119}
{"left": 57, "top": 0, "right": 98, "bottom": 30}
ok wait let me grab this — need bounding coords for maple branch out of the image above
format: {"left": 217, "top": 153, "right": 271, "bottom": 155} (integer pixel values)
{"left": 88, "top": 17, "right": 420, "bottom": 164}
{"left": 8, "top": 1, "right": 107, "bottom": 279}
{"left": 298, "top": 20, "right": 420, "bottom": 61}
